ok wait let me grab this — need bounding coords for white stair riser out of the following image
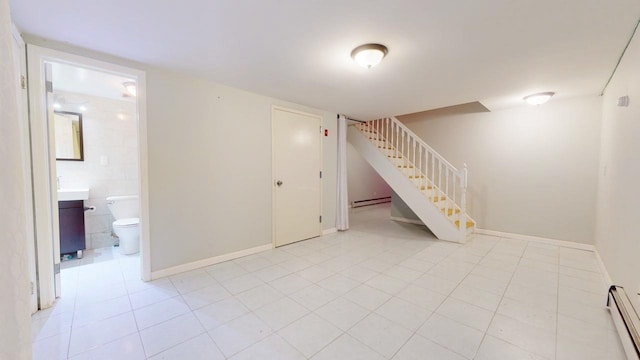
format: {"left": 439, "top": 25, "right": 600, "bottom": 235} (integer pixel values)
{"left": 353, "top": 122, "right": 476, "bottom": 235}
{"left": 349, "top": 125, "right": 469, "bottom": 243}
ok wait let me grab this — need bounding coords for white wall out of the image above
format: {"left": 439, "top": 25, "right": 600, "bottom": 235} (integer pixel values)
{"left": 20, "top": 37, "right": 338, "bottom": 276}
{"left": 595, "top": 28, "right": 640, "bottom": 310}
{"left": 398, "top": 96, "right": 602, "bottom": 244}
{"left": 0, "top": 1, "right": 31, "bottom": 357}
{"left": 55, "top": 91, "right": 138, "bottom": 249}
{"left": 347, "top": 139, "right": 391, "bottom": 205}
{"left": 146, "top": 69, "right": 337, "bottom": 272}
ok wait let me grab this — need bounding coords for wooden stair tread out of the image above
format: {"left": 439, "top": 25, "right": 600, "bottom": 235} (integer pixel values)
{"left": 441, "top": 208, "right": 461, "bottom": 215}
{"left": 455, "top": 220, "right": 474, "bottom": 229}
{"left": 363, "top": 118, "right": 474, "bottom": 236}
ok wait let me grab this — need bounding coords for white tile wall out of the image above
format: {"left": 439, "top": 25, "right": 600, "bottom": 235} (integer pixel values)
{"left": 55, "top": 91, "right": 138, "bottom": 249}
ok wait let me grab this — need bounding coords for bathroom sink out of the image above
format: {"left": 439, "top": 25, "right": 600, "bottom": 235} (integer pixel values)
{"left": 57, "top": 189, "right": 90, "bottom": 201}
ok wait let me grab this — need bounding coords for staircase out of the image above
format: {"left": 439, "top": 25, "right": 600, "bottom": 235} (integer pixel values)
{"left": 348, "top": 117, "right": 475, "bottom": 243}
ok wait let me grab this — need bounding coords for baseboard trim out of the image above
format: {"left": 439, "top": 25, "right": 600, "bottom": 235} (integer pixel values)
{"left": 322, "top": 228, "right": 338, "bottom": 235}
{"left": 474, "top": 228, "right": 595, "bottom": 251}
{"left": 150, "top": 244, "right": 273, "bottom": 280}
{"left": 390, "top": 216, "right": 425, "bottom": 226}
{"left": 594, "top": 249, "right": 613, "bottom": 286}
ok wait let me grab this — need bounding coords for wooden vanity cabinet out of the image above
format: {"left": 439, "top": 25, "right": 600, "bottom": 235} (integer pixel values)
{"left": 58, "top": 200, "right": 86, "bottom": 256}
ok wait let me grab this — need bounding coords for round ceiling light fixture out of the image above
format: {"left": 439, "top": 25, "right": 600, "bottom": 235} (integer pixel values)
{"left": 351, "top": 43, "right": 388, "bottom": 69}
{"left": 524, "top": 92, "right": 555, "bottom": 105}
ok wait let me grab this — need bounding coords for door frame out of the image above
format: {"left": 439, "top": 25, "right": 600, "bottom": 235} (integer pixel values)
{"left": 271, "top": 105, "right": 323, "bottom": 248}
{"left": 12, "top": 25, "right": 38, "bottom": 314}
{"left": 26, "top": 45, "right": 152, "bottom": 308}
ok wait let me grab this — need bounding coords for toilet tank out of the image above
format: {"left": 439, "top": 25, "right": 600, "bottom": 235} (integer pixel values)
{"left": 106, "top": 195, "right": 139, "bottom": 220}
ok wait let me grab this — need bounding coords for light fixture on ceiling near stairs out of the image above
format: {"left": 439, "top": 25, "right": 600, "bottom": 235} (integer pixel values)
{"left": 524, "top": 92, "right": 555, "bottom": 105}
{"left": 123, "top": 81, "right": 137, "bottom": 97}
{"left": 351, "top": 43, "right": 388, "bottom": 69}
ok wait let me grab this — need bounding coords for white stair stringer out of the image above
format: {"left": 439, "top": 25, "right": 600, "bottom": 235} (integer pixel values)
{"left": 348, "top": 119, "right": 474, "bottom": 243}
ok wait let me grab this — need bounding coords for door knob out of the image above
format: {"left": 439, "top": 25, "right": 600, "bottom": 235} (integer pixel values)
{"left": 276, "top": 180, "right": 283, "bottom": 187}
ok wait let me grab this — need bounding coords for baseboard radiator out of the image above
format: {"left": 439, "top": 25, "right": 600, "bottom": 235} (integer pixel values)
{"left": 608, "top": 285, "right": 640, "bottom": 360}
{"left": 351, "top": 196, "right": 391, "bottom": 208}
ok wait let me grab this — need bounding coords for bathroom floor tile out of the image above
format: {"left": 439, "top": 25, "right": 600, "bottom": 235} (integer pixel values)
{"left": 147, "top": 333, "right": 224, "bottom": 360}
{"left": 235, "top": 284, "right": 284, "bottom": 311}
{"left": 133, "top": 296, "right": 191, "bottom": 329}
{"left": 278, "top": 313, "right": 342, "bottom": 358}
{"left": 193, "top": 297, "right": 250, "bottom": 330}
{"left": 393, "top": 334, "right": 467, "bottom": 360}
{"left": 221, "top": 274, "right": 265, "bottom": 295}
{"left": 315, "top": 297, "right": 370, "bottom": 331}
{"left": 254, "top": 297, "right": 310, "bottom": 330}
{"left": 171, "top": 271, "right": 218, "bottom": 294}
{"left": 418, "top": 313, "right": 484, "bottom": 359}
{"left": 487, "top": 313, "right": 556, "bottom": 359}
{"left": 475, "top": 335, "right": 548, "bottom": 360}
{"left": 69, "top": 333, "right": 146, "bottom": 360}
{"left": 269, "top": 273, "right": 313, "bottom": 295}
{"left": 436, "top": 297, "right": 494, "bottom": 331}
{"left": 71, "top": 295, "right": 132, "bottom": 328}
{"left": 347, "top": 313, "right": 413, "bottom": 358}
{"left": 68, "top": 312, "right": 139, "bottom": 357}
{"left": 139, "top": 313, "right": 206, "bottom": 357}
{"left": 181, "top": 283, "right": 232, "bottom": 310}
{"left": 229, "top": 334, "right": 306, "bottom": 360}
{"left": 32, "top": 331, "right": 70, "bottom": 360}
{"left": 129, "top": 286, "right": 180, "bottom": 309}
{"left": 374, "top": 297, "right": 432, "bottom": 331}
{"left": 311, "top": 334, "right": 385, "bottom": 360}
{"left": 40, "top": 206, "right": 625, "bottom": 360}
{"left": 209, "top": 313, "right": 273, "bottom": 357}
{"left": 343, "top": 284, "right": 392, "bottom": 311}
{"left": 317, "top": 274, "right": 361, "bottom": 295}
{"left": 290, "top": 284, "right": 337, "bottom": 310}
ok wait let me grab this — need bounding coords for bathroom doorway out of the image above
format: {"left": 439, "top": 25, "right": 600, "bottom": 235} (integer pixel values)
{"left": 26, "top": 45, "right": 151, "bottom": 309}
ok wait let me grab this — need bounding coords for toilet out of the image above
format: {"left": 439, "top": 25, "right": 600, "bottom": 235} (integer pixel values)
{"left": 106, "top": 195, "right": 140, "bottom": 255}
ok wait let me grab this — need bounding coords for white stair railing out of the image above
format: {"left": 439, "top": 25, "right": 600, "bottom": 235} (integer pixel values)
{"left": 356, "top": 117, "right": 469, "bottom": 236}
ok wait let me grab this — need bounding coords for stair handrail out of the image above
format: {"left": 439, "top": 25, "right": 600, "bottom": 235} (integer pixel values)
{"left": 389, "top": 117, "right": 459, "bottom": 175}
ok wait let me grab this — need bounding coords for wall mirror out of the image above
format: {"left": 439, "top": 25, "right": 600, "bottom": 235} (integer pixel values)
{"left": 54, "top": 111, "right": 84, "bottom": 161}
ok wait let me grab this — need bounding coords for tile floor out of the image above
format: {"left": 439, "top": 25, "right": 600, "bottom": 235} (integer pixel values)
{"left": 32, "top": 204, "right": 626, "bottom": 359}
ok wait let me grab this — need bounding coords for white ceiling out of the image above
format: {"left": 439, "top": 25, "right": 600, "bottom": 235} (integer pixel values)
{"left": 52, "top": 62, "right": 135, "bottom": 101}
{"left": 10, "top": 0, "right": 640, "bottom": 119}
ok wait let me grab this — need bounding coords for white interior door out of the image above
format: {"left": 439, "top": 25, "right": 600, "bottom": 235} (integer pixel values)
{"left": 273, "top": 107, "right": 322, "bottom": 247}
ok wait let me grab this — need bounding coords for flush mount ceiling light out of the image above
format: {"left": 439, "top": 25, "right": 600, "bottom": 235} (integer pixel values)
{"left": 123, "top": 81, "right": 137, "bottom": 97}
{"left": 351, "top": 43, "right": 388, "bottom": 69}
{"left": 524, "top": 92, "right": 555, "bottom": 105}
